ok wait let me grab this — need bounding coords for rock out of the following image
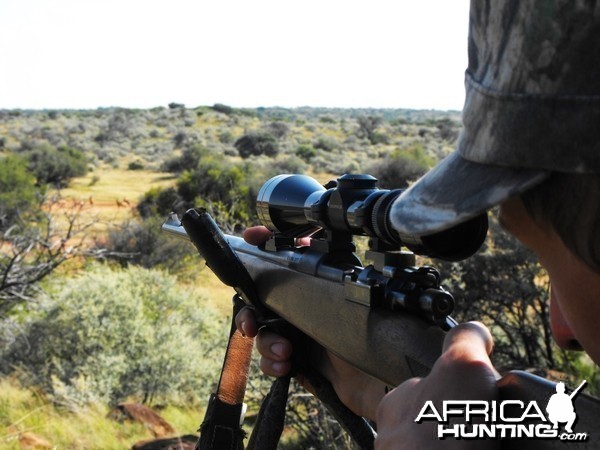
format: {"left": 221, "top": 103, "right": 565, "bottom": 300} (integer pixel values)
{"left": 18, "top": 432, "right": 52, "bottom": 449}
{"left": 109, "top": 403, "right": 176, "bottom": 437}
{"left": 131, "top": 434, "right": 198, "bottom": 450}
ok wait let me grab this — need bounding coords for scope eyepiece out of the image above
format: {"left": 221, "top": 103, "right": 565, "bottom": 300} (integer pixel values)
{"left": 256, "top": 174, "right": 487, "bottom": 261}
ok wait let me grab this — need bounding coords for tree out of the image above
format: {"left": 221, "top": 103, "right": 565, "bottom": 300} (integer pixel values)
{"left": 0, "top": 198, "right": 93, "bottom": 318}
{"left": 211, "top": 103, "right": 234, "bottom": 115}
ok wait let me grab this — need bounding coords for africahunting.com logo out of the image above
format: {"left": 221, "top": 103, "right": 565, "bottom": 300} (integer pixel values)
{"left": 415, "top": 380, "right": 588, "bottom": 442}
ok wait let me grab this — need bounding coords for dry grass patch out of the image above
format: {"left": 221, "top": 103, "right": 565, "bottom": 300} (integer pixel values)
{"left": 59, "top": 168, "right": 176, "bottom": 228}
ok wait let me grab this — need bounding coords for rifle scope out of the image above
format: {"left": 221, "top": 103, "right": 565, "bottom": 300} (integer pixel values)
{"left": 256, "top": 174, "right": 487, "bottom": 261}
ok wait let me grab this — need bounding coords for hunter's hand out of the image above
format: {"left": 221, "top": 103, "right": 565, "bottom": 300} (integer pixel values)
{"left": 375, "top": 322, "right": 500, "bottom": 449}
{"left": 236, "top": 226, "right": 386, "bottom": 421}
{"left": 235, "top": 306, "right": 385, "bottom": 420}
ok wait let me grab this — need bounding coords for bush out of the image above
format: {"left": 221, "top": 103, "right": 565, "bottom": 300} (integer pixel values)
{"left": 137, "top": 187, "right": 184, "bottom": 218}
{"left": 356, "top": 116, "right": 383, "bottom": 144}
{"left": 434, "top": 117, "right": 460, "bottom": 142}
{"left": 313, "top": 135, "right": 339, "bottom": 152}
{"left": 234, "top": 132, "right": 279, "bottom": 158}
{"left": 141, "top": 150, "right": 263, "bottom": 230}
{"left": 264, "top": 156, "right": 307, "bottom": 177}
{"left": 24, "top": 145, "right": 87, "bottom": 187}
{"left": 172, "top": 131, "right": 187, "bottom": 148}
{"left": 102, "top": 216, "right": 195, "bottom": 270}
{"left": 218, "top": 130, "right": 234, "bottom": 144}
{"left": 0, "top": 264, "right": 225, "bottom": 408}
{"left": 367, "top": 151, "right": 428, "bottom": 189}
{"left": 127, "top": 160, "right": 144, "bottom": 170}
{"left": 295, "top": 144, "right": 317, "bottom": 162}
{"left": 176, "top": 159, "right": 255, "bottom": 228}
{"left": 0, "top": 155, "right": 38, "bottom": 229}
{"left": 267, "top": 121, "right": 289, "bottom": 139}
{"left": 161, "top": 145, "right": 209, "bottom": 174}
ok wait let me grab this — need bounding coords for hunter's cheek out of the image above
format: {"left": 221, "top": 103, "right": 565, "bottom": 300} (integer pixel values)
{"left": 550, "top": 289, "right": 582, "bottom": 351}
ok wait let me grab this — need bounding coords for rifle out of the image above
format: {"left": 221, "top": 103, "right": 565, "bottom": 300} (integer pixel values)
{"left": 163, "top": 174, "right": 600, "bottom": 449}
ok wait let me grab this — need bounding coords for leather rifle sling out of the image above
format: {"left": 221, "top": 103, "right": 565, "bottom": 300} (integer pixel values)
{"left": 197, "top": 297, "right": 253, "bottom": 450}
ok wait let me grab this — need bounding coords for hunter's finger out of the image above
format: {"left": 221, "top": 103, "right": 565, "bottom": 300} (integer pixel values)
{"left": 243, "top": 226, "right": 273, "bottom": 245}
{"left": 255, "top": 329, "right": 293, "bottom": 362}
{"left": 442, "top": 321, "right": 496, "bottom": 366}
{"left": 235, "top": 307, "right": 259, "bottom": 338}
{"left": 260, "top": 356, "right": 292, "bottom": 378}
{"left": 435, "top": 321, "right": 500, "bottom": 400}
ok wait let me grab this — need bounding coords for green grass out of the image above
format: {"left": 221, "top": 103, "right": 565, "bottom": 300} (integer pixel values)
{"left": 0, "top": 378, "right": 203, "bottom": 449}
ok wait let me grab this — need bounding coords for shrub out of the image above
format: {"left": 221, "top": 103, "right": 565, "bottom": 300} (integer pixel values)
{"left": 0, "top": 264, "right": 225, "bottom": 408}
{"left": 369, "top": 131, "right": 390, "bottom": 145}
{"left": 102, "top": 216, "right": 195, "bottom": 270}
{"left": 356, "top": 116, "right": 383, "bottom": 144}
{"left": 265, "top": 156, "right": 307, "bottom": 177}
{"left": 0, "top": 155, "right": 38, "bottom": 229}
{"left": 141, "top": 156, "right": 257, "bottom": 230}
{"left": 434, "top": 117, "right": 460, "bottom": 142}
{"left": 137, "top": 187, "right": 184, "bottom": 219}
{"left": 172, "top": 131, "right": 187, "bottom": 148}
{"left": 313, "top": 135, "right": 339, "bottom": 152}
{"left": 367, "top": 152, "right": 428, "bottom": 189}
{"left": 24, "top": 145, "right": 87, "bottom": 187}
{"left": 295, "top": 144, "right": 317, "bottom": 162}
{"left": 161, "top": 145, "right": 209, "bottom": 174}
{"left": 267, "top": 121, "right": 289, "bottom": 139}
{"left": 234, "top": 132, "right": 279, "bottom": 158}
{"left": 176, "top": 159, "right": 255, "bottom": 227}
{"left": 218, "top": 130, "right": 234, "bottom": 144}
{"left": 127, "top": 160, "right": 144, "bottom": 170}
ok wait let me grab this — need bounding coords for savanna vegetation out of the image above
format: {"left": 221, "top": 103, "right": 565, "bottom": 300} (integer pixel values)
{"left": 0, "top": 104, "right": 597, "bottom": 449}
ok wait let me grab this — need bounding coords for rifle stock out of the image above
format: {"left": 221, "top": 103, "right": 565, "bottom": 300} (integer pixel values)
{"left": 163, "top": 210, "right": 600, "bottom": 449}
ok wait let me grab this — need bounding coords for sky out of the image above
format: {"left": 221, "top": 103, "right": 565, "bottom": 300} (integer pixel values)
{"left": 0, "top": 0, "right": 470, "bottom": 111}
